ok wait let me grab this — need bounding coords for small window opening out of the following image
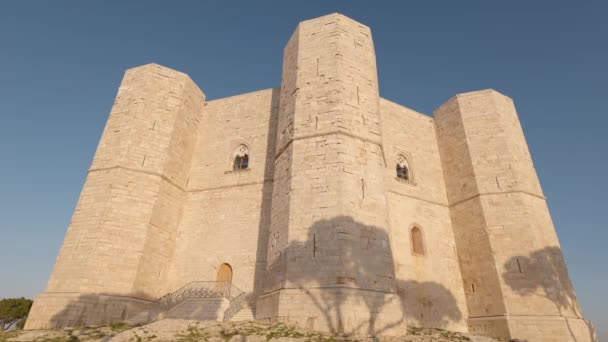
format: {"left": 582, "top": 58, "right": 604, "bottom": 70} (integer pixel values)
{"left": 411, "top": 226, "right": 424, "bottom": 255}
{"left": 396, "top": 155, "right": 410, "bottom": 181}
{"left": 516, "top": 258, "right": 523, "bottom": 273}
{"left": 234, "top": 155, "right": 249, "bottom": 170}
{"left": 361, "top": 179, "right": 365, "bottom": 198}
{"left": 233, "top": 145, "right": 249, "bottom": 171}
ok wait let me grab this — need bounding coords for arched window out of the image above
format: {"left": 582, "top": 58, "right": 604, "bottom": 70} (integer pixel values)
{"left": 411, "top": 226, "right": 425, "bottom": 255}
{"left": 396, "top": 155, "right": 410, "bottom": 181}
{"left": 233, "top": 145, "right": 249, "bottom": 170}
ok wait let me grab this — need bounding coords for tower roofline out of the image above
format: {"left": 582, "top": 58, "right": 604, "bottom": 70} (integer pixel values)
{"left": 298, "top": 12, "right": 370, "bottom": 28}
{"left": 433, "top": 88, "right": 514, "bottom": 117}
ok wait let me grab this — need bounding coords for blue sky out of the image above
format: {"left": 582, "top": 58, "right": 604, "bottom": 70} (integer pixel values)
{"left": 0, "top": 1, "right": 606, "bottom": 338}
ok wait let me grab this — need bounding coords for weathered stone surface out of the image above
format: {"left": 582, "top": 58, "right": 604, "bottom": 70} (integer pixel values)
{"left": 24, "top": 12, "right": 596, "bottom": 342}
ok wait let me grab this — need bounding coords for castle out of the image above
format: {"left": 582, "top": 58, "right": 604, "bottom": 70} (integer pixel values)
{"left": 25, "top": 13, "right": 597, "bottom": 342}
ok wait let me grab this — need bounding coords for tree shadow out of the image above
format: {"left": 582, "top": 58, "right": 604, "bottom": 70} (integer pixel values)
{"left": 265, "top": 215, "right": 463, "bottom": 335}
{"left": 396, "top": 280, "right": 462, "bottom": 329}
{"left": 502, "top": 246, "right": 598, "bottom": 342}
{"left": 30, "top": 290, "right": 222, "bottom": 329}
{"left": 26, "top": 292, "right": 153, "bottom": 329}
{"left": 30, "top": 87, "right": 278, "bottom": 330}
{"left": 33, "top": 221, "right": 463, "bottom": 335}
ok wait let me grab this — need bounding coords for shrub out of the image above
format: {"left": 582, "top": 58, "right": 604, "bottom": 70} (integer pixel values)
{"left": 0, "top": 297, "right": 33, "bottom": 331}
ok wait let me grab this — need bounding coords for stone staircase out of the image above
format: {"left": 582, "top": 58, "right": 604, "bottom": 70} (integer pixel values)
{"left": 127, "top": 281, "right": 252, "bottom": 325}
{"left": 167, "top": 297, "right": 230, "bottom": 320}
{"left": 228, "top": 305, "right": 255, "bottom": 321}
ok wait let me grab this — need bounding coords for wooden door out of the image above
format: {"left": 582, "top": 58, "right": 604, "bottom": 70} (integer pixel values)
{"left": 216, "top": 263, "right": 232, "bottom": 297}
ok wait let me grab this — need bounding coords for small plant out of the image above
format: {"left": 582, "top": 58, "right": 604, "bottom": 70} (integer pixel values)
{"left": 407, "top": 326, "right": 423, "bottom": 335}
{"left": 110, "top": 322, "right": 131, "bottom": 331}
{"left": 176, "top": 325, "right": 208, "bottom": 342}
{"left": 265, "top": 324, "right": 307, "bottom": 341}
{"left": 0, "top": 330, "right": 20, "bottom": 342}
{"left": 34, "top": 337, "right": 79, "bottom": 342}
{"left": 220, "top": 328, "right": 238, "bottom": 341}
{"left": 90, "top": 332, "right": 108, "bottom": 340}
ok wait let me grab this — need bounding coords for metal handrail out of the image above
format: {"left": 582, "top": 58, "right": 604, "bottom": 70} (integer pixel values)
{"left": 148, "top": 281, "right": 246, "bottom": 320}
{"left": 223, "top": 292, "right": 248, "bottom": 321}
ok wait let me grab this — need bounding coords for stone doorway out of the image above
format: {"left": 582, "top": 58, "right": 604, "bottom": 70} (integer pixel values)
{"left": 216, "top": 263, "right": 232, "bottom": 297}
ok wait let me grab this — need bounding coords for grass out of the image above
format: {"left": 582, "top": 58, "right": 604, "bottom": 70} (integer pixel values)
{"left": 264, "top": 324, "right": 306, "bottom": 340}
{"left": 0, "top": 321, "right": 494, "bottom": 342}
{"left": 176, "top": 325, "right": 209, "bottom": 342}
{"left": 110, "top": 322, "right": 131, "bottom": 332}
{"left": 0, "top": 330, "right": 81, "bottom": 342}
{"left": 213, "top": 322, "right": 309, "bottom": 341}
{"left": 0, "top": 331, "right": 20, "bottom": 342}
{"left": 0, "top": 325, "right": 115, "bottom": 342}
{"left": 17, "top": 336, "right": 79, "bottom": 342}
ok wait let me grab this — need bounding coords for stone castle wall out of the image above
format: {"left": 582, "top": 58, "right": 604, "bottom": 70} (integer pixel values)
{"left": 435, "top": 90, "right": 595, "bottom": 341}
{"left": 25, "top": 12, "right": 596, "bottom": 342}
{"left": 26, "top": 64, "right": 205, "bottom": 328}
{"left": 167, "top": 88, "right": 279, "bottom": 298}
{"left": 379, "top": 98, "right": 468, "bottom": 333}
{"left": 258, "top": 13, "right": 406, "bottom": 335}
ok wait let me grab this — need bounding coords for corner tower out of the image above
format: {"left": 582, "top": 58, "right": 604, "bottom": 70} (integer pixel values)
{"left": 257, "top": 14, "right": 406, "bottom": 335}
{"left": 435, "top": 90, "right": 596, "bottom": 341}
{"left": 25, "top": 64, "right": 205, "bottom": 329}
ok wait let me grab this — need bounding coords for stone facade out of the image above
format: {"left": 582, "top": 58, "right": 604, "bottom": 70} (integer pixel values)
{"left": 25, "top": 13, "right": 596, "bottom": 342}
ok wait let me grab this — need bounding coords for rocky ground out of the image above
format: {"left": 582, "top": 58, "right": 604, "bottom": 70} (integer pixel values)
{"left": 0, "top": 320, "right": 504, "bottom": 342}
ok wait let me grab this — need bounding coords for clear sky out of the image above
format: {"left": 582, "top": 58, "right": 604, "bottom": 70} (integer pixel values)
{"left": 0, "top": 1, "right": 606, "bottom": 338}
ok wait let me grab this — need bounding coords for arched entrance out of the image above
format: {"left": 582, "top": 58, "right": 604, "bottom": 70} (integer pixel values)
{"left": 215, "top": 263, "right": 232, "bottom": 297}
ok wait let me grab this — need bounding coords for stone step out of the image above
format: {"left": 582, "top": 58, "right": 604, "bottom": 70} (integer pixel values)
{"left": 167, "top": 297, "right": 230, "bottom": 321}
{"left": 228, "top": 306, "right": 255, "bottom": 321}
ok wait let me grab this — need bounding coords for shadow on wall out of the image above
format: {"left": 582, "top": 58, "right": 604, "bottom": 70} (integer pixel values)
{"left": 251, "top": 87, "right": 280, "bottom": 314}
{"left": 396, "top": 280, "right": 462, "bottom": 329}
{"left": 44, "top": 289, "right": 230, "bottom": 328}
{"left": 39, "top": 88, "right": 276, "bottom": 330}
{"left": 42, "top": 292, "right": 151, "bottom": 328}
{"left": 266, "top": 215, "right": 462, "bottom": 335}
{"left": 502, "top": 246, "right": 598, "bottom": 342}
{"left": 164, "top": 297, "right": 226, "bottom": 321}
{"left": 41, "top": 219, "right": 462, "bottom": 333}
{"left": 44, "top": 292, "right": 224, "bottom": 328}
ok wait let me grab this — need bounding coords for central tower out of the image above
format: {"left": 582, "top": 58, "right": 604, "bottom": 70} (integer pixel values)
{"left": 257, "top": 14, "right": 405, "bottom": 335}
